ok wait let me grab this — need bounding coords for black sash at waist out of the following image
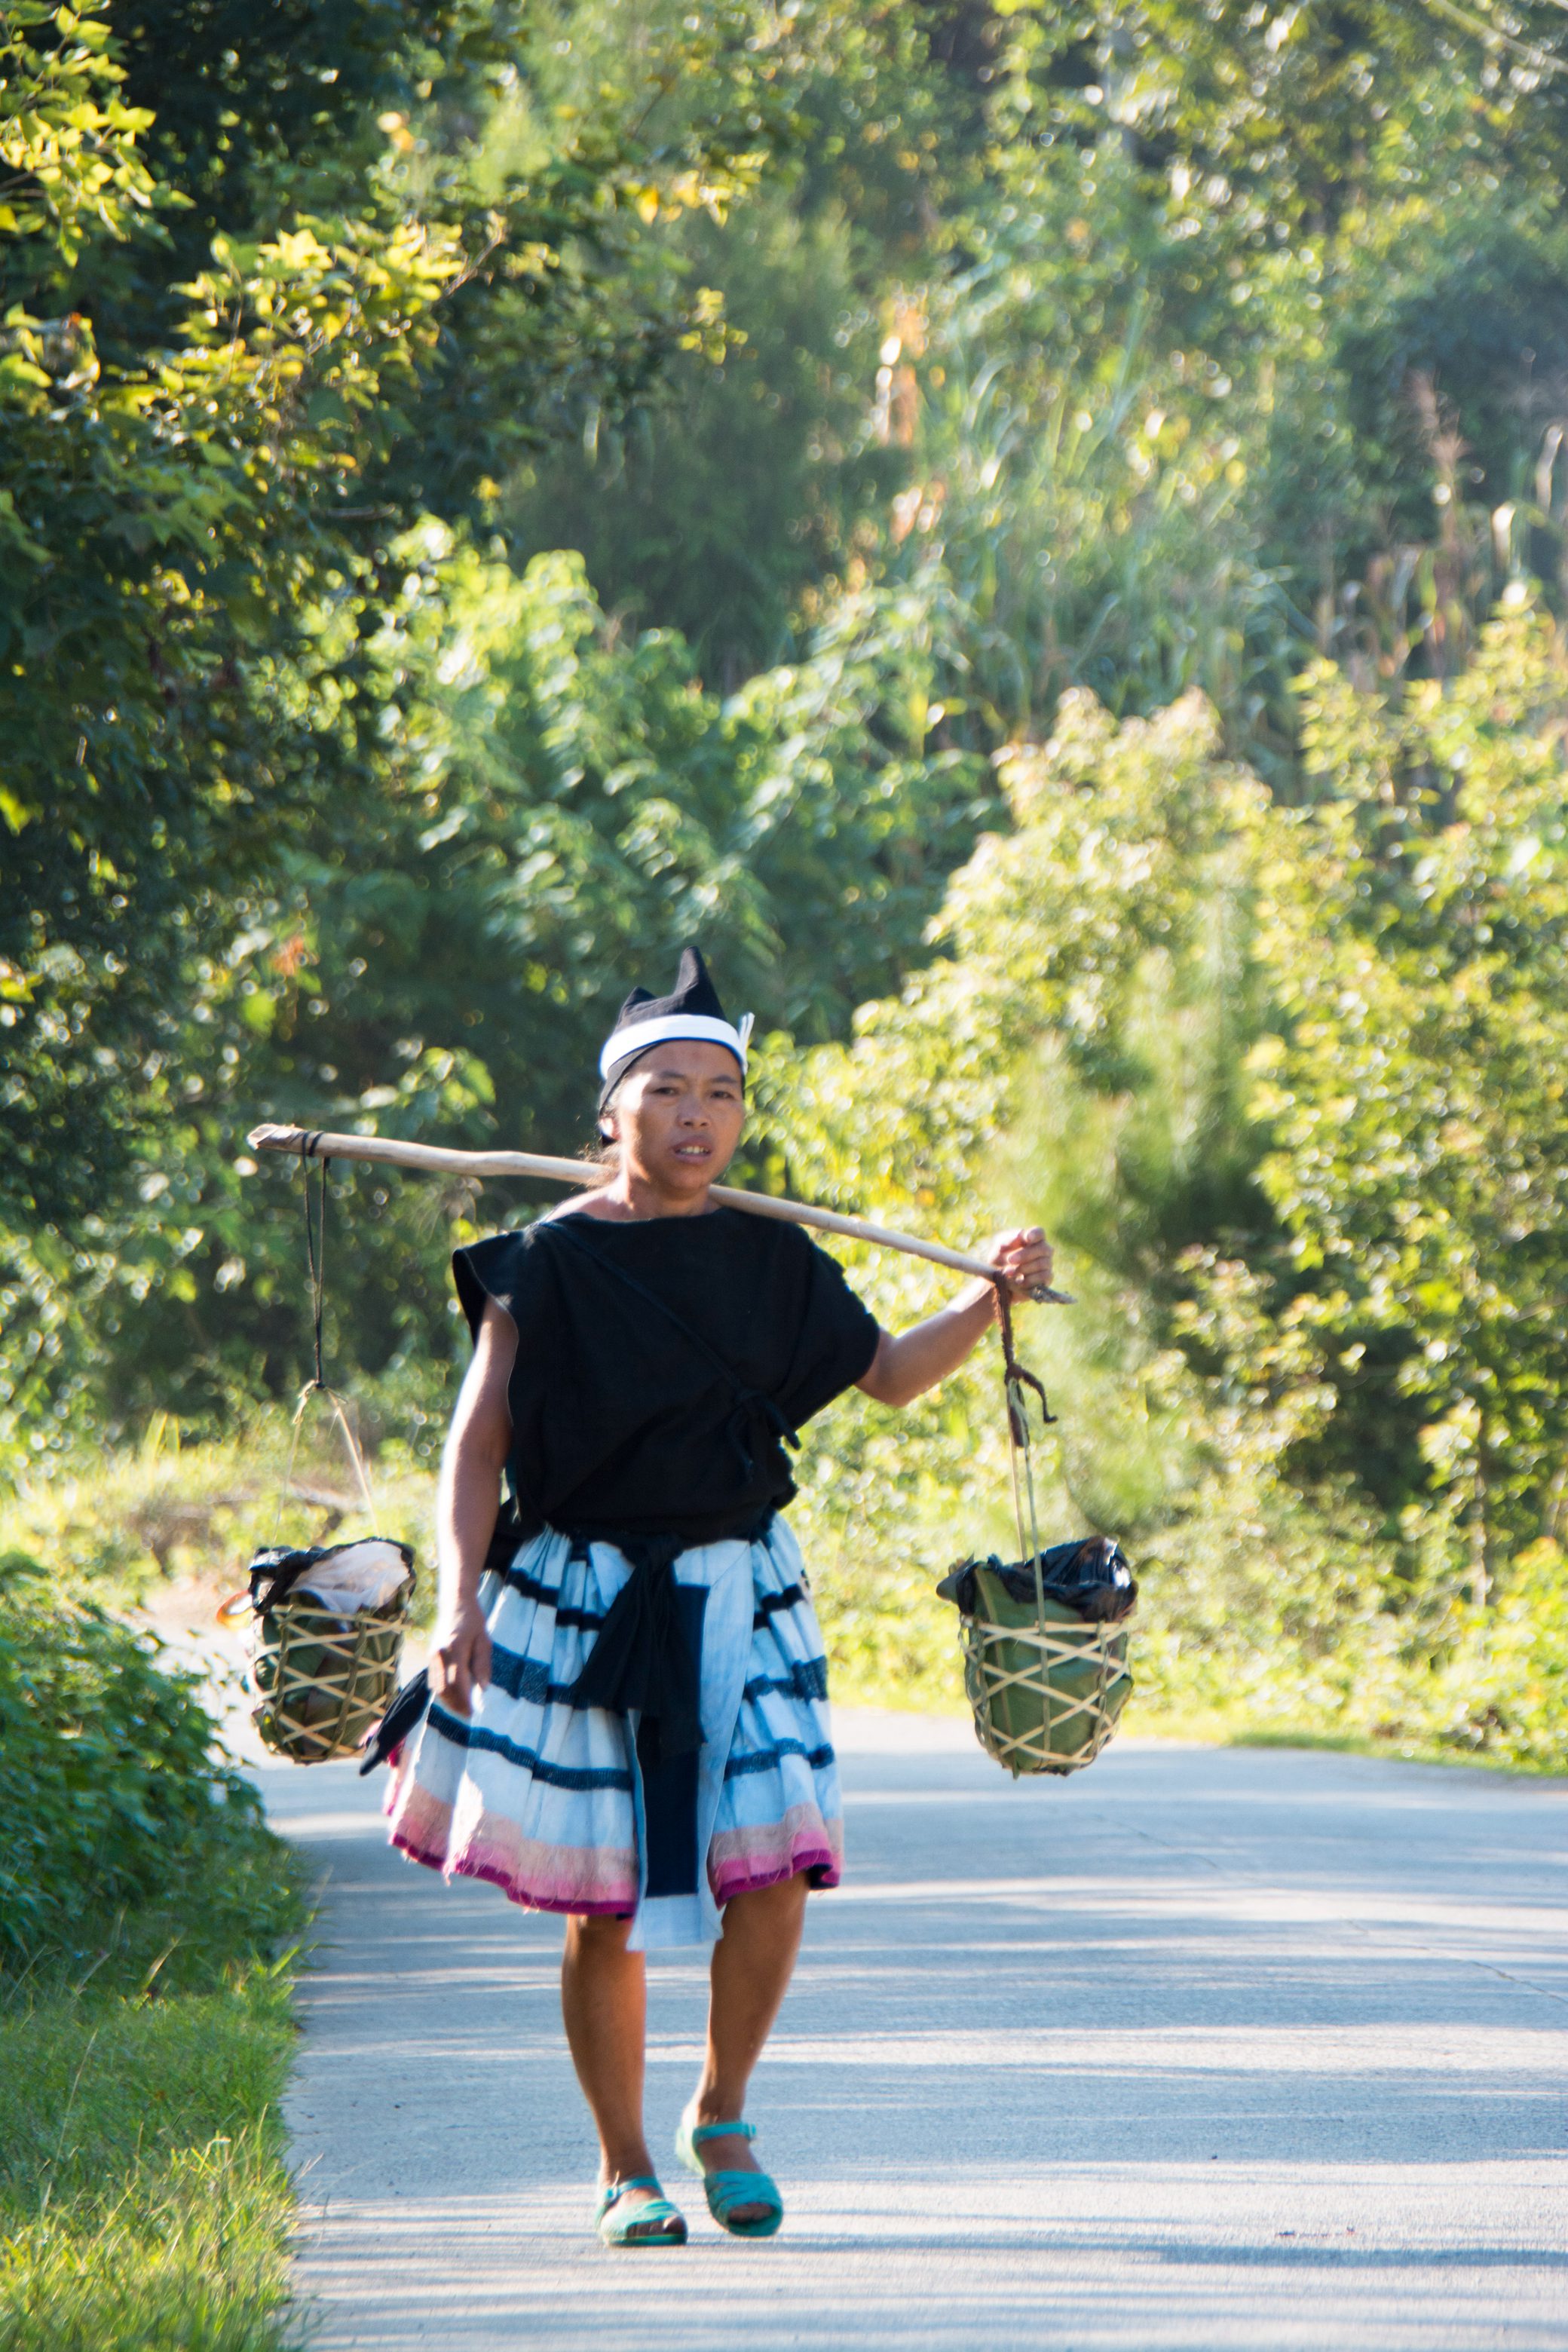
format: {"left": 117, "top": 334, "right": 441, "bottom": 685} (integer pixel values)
{"left": 559, "top": 1514, "right": 774, "bottom": 1769}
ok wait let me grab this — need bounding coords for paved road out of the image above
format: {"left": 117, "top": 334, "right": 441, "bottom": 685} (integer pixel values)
{"left": 262, "top": 1710, "right": 1568, "bottom": 2351}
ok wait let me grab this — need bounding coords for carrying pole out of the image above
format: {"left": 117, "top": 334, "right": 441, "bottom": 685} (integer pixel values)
{"left": 244, "top": 1123, "right": 1071, "bottom": 1303}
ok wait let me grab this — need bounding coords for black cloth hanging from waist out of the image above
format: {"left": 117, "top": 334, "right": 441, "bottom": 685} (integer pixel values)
{"left": 560, "top": 1512, "right": 774, "bottom": 1769}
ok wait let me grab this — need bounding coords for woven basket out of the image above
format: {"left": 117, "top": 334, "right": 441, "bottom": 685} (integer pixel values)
{"left": 959, "top": 1561, "right": 1132, "bottom": 1778}
{"left": 247, "top": 1585, "right": 411, "bottom": 1766}
{"left": 950, "top": 1291, "right": 1135, "bottom": 1778}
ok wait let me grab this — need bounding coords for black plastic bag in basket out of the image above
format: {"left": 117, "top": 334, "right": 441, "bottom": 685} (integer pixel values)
{"left": 937, "top": 1534, "right": 1137, "bottom": 1624}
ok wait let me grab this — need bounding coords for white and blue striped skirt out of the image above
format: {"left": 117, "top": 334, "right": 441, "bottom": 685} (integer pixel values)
{"left": 385, "top": 1517, "right": 842, "bottom": 1949}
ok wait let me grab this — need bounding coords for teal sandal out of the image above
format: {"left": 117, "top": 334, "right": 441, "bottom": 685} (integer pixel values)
{"left": 675, "top": 2106, "right": 784, "bottom": 2239}
{"left": 595, "top": 2176, "right": 688, "bottom": 2247}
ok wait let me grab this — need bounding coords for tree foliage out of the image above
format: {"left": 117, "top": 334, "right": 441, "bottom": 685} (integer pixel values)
{"left": 1247, "top": 597, "right": 1568, "bottom": 1575}
{"left": 773, "top": 623, "right": 1568, "bottom": 1760}
{"left": 8, "top": 0, "right": 1568, "bottom": 1756}
{"left": 1, "top": 0, "right": 803, "bottom": 1227}
{"left": 2, "top": 519, "right": 991, "bottom": 1453}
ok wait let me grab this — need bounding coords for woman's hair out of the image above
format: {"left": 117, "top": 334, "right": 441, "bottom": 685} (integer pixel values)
{"left": 590, "top": 1071, "right": 625, "bottom": 1162}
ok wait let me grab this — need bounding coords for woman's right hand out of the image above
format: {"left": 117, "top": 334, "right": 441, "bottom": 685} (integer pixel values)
{"left": 430, "top": 1599, "right": 492, "bottom": 1717}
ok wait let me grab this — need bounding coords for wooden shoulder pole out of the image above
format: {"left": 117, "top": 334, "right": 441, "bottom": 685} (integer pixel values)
{"left": 244, "top": 1123, "right": 1071, "bottom": 1303}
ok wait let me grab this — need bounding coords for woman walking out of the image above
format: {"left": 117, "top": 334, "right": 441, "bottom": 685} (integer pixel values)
{"left": 386, "top": 948, "right": 1051, "bottom": 2245}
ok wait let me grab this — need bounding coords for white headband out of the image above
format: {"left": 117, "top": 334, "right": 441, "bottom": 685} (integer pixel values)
{"left": 599, "top": 1011, "right": 754, "bottom": 1083}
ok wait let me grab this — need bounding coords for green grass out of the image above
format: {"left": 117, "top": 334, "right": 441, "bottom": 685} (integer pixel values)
{"left": 0, "top": 1957, "right": 306, "bottom": 2352}
{"left": 0, "top": 1435, "right": 385, "bottom": 2349}
{"left": 1203, "top": 1717, "right": 1566, "bottom": 1775}
{"left": 0, "top": 1583, "right": 319, "bottom": 2352}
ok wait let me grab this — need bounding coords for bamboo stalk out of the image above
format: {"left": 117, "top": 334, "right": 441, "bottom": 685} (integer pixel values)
{"left": 244, "top": 1123, "right": 1071, "bottom": 1303}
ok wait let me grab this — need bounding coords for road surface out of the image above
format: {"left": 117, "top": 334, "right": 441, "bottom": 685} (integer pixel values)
{"left": 262, "top": 1709, "right": 1568, "bottom": 2351}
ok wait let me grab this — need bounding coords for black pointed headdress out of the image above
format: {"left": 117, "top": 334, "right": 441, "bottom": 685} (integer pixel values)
{"left": 596, "top": 945, "right": 753, "bottom": 1111}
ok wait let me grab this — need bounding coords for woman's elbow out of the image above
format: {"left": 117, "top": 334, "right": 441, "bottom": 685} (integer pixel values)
{"left": 443, "top": 1395, "right": 511, "bottom": 1487}
{"left": 856, "top": 1339, "right": 923, "bottom": 1410}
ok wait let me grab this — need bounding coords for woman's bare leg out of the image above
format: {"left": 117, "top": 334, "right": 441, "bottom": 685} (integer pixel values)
{"left": 561, "top": 1913, "right": 669, "bottom": 2231}
{"left": 690, "top": 1872, "right": 810, "bottom": 2221}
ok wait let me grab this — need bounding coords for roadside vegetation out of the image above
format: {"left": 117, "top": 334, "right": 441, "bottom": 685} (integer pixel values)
{"left": 783, "top": 629, "right": 1568, "bottom": 1771}
{"left": 0, "top": 1556, "right": 308, "bottom": 2351}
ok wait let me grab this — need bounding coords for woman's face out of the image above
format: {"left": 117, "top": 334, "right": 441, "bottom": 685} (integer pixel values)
{"left": 602, "top": 1040, "right": 746, "bottom": 1199}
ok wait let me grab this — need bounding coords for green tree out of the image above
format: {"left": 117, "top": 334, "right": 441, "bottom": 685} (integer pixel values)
{"left": 0, "top": 522, "right": 993, "bottom": 1456}
{"left": 501, "top": 1, "right": 1001, "bottom": 681}
{"left": 1244, "top": 596, "right": 1568, "bottom": 1584}
{"left": 981, "top": 0, "right": 1568, "bottom": 690}
{"left": 507, "top": 191, "right": 899, "bottom": 684}
{"left": 1, "top": 0, "right": 806, "bottom": 1233}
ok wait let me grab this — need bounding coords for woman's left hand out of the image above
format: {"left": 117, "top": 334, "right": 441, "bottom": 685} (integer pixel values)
{"left": 859, "top": 1224, "right": 1058, "bottom": 1407}
{"left": 985, "top": 1226, "right": 1054, "bottom": 1303}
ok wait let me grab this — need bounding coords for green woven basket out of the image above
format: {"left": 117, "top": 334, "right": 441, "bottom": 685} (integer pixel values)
{"left": 960, "top": 1561, "right": 1133, "bottom": 1778}
{"left": 249, "top": 1590, "right": 410, "bottom": 1766}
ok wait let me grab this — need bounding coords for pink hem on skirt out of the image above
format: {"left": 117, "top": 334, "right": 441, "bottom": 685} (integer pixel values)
{"left": 710, "top": 1845, "right": 840, "bottom": 1903}
{"left": 390, "top": 1827, "right": 635, "bottom": 1916}
{"left": 387, "top": 1778, "right": 640, "bottom": 1915}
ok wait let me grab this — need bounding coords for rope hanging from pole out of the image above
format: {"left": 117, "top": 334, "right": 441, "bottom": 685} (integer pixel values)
{"left": 219, "top": 1137, "right": 415, "bottom": 1766}
{"left": 270, "top": 1140, "right": 377, "bottom": 1539}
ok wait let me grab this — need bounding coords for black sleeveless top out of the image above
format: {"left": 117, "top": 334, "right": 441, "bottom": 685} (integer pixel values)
{"left": 452, "top": 1208, "right": 881, "bottom": 1546}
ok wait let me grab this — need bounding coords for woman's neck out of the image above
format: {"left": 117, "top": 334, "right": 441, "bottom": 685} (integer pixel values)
{"left": 578, "top": 1166, "right": 718, "bottom": 1220}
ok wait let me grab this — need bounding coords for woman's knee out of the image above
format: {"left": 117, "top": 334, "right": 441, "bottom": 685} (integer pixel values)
{"left": 565, "top": 1909, "right": 638, "bottom": 1962}
{"left": 721, "top": 1870, "right": 810, "bottom": 1930}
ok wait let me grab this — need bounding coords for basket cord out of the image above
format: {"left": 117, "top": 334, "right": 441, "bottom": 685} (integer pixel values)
{"left": 994, "top": 1283, "right": 1056, "bottom": 1620}
{"left": 995, "top": 1288, "right": 1119, "bottom": 1735}
{"left": 303, "top": 1130, "right": 328, "bottom": 1393}
{"left": 271, "top": 1141, "right": 377, "bottom": 1543}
